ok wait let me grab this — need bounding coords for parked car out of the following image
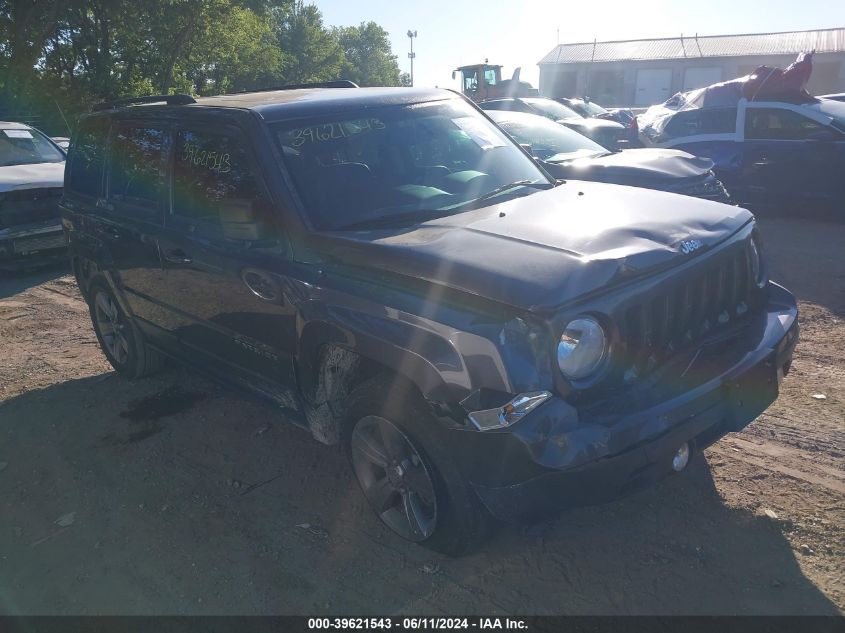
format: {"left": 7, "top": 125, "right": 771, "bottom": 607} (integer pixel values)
{"left": 479, "top": 97, "right": 628, "bottom": 149}
{"left": 486, "top": 110, "right": 730, "bottom": 202}
{"left": 557, "top": 97, "right": 640, "bottom": 145}
{"left": 0, "top": 121, "right": 67, "bottom": 268}
{"left": 640, "top": 96, "right": 845, "bottom": 214}
{"left": 62, "top": 86, "right": 797, "bottom": 555}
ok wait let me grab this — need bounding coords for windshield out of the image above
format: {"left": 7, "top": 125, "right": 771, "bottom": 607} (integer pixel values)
{"left": 816, "top": 99, "right": 845, "bottom": 131}
{"left": 573, "top": 100, "right": 609, "bottom": 117}
{"left": 488, "top": 111, "right": 608, "bottom": 161}
{"left": 0, "top": 127, "right": 65, "bottom": 167}
{"left": 273, "top": 98, "right": 551, "bottom": 230}
{"left": 521, "top": 98, "right": 583, "bottom": 121}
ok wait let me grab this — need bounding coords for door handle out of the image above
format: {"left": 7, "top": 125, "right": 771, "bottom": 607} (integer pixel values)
{"left": 753, "top": 159, "right": 771, "bottom": 167}
{"left": 163, "top": 249, "right": 192, "bottom": 265}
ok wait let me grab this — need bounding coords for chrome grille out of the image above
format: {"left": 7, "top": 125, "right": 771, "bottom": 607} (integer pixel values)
{"left": 12, "top": 232, "right": 67, "bottom": 254}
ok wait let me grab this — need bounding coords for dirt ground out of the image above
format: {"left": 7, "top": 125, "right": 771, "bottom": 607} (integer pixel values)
{"left": 0, "top": 217, "right": 842, "bottom": 615}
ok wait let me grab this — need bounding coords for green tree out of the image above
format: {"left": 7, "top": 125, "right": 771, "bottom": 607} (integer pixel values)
{"left": 0, "top": 0, "right": 404, "bottom": 133}
{"left": 179, "top": 4, "right": 283, "bottom": 94}
{"left": 272, "top": 0, "right": 343, "bottom": 84}
{"left": 335, "top": 21, "right": 402, "bottom": 87}
{"left": 0, "top": 0, "right": 62, "bottom": 111}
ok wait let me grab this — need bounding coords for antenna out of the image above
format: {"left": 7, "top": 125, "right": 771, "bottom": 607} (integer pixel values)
{"left": 54, "top": 99, "right": 71, "bottom": 135}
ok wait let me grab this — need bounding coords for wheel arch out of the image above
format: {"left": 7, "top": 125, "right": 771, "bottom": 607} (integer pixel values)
{"left": 296, "top": 318, "right": 457, "bottom": 445}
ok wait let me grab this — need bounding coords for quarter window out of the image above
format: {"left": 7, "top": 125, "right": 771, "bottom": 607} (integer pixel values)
{"left": 745, "top": 108, "right": 829, "bottom": 140}
{"left": 108, "top": 125, "right": 165, "bottom": 211}
{"left": 67, "top": 118, "right": 109, "bottom": 197}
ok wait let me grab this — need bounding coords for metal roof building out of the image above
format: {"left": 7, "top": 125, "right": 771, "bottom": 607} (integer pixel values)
{"left": 538, "top": 28, "right": 845, "bottom": 107}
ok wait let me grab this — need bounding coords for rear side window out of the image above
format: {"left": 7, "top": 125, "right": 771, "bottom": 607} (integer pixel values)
{"left": 108, "top": 124, "right": 165, "bottom": 211}
{"left": 664, "top": 108, "right": 737, "bottom": 138}
{"left": 67, "top": 118, "right": 109, "bottom": 197}
{"left": 745, "top": 108, "right": 830, "bottom": 140}
{"left": 171, "top": 129, "right": 272, "bottom": 240}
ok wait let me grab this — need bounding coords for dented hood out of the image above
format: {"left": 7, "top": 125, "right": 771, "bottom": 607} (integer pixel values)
{"left": 548, "top": 148, "right": 714, "bottom": 186}
{"left": 0, "top": 162, "right": 65, "bottom": 193}
{"left": 314, "top": 181, "right": 753, "bottom": 312}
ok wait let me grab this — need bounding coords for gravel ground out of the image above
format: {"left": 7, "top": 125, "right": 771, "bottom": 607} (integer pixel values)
{"left": 0, "top": 216, "right": 842, "bottom": 615}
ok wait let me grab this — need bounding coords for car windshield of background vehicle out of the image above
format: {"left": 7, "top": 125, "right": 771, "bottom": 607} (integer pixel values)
{"left": 494, "top": 113, "right": 609, "bottom": 161}
{"left": 817, "top": 99, "right": 845, "bottom": 132}
{"left": 576, "top": 100, "right": 609, "bottom": 116}
{"left": 273, "top": 99, "right": 551, "bottom": 230}
{"left": 521, "top": 98, "right": 582, "bottom": 121}
{"left": 0, "top": 128, "right": 65, "bottom": 167}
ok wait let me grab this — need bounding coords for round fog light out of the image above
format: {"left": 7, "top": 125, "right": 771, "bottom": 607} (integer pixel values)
{"left": 672, "top": 442, "right": 690, "bottom": 472}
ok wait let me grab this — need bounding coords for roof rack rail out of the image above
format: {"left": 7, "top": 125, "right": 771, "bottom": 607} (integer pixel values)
{"left": 234, "top": 80, "right": 359, "bottom": 95}
{"left": 92, "top": 94, "right": 197, "bottom": 112}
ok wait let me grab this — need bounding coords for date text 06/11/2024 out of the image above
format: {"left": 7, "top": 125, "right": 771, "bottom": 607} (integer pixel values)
{"left": 307, "top": 618, "right": 529, "bottom": 630}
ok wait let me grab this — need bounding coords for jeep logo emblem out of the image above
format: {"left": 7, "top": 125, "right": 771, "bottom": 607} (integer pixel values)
{"left": 680, "top": 238, "right": 704, "bottom": 254}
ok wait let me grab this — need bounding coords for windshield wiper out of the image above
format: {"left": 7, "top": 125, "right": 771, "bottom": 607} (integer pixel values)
{"left": 334, "top": 180, "right": 554, "bottom": 230}
{"left": 448, "top": 179, "right": 554, "bottom": 211}
{"left": 337, "top": 209, "right": 452, "bottom": 231}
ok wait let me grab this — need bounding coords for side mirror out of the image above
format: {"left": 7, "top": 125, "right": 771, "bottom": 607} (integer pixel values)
{"left": 218, "top": 198, "right": 271, "bottom": 242}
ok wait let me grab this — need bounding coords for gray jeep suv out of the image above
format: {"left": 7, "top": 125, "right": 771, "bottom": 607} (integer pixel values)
{"left": 61, "top": 85, "right": 798, "bottom": 555}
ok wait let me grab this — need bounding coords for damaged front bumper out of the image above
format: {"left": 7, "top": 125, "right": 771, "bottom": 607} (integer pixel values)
{"left": 451, "top": 282, "right": 799, "bottom": 522}
{"left": 0, "top": 220, "right": 68, "bottom": 267}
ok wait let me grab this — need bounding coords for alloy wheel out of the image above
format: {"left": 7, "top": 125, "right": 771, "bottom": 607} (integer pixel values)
{"left": 93, "top": 290, "right": 130, "bottom": 366}
{"left": 351, "top": 415, "right": 438, "bottom": 541}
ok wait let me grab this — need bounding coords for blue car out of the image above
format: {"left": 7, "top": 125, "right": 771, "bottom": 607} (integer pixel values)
{"left": 639, "top": 97, "right": 845, "bottom": 214}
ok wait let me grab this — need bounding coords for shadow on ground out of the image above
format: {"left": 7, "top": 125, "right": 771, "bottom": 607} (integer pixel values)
{"left": 0, "top": 370, "right": 838, "bottom": 615}
{"left": 756, "top": 217, "right": 845, "bottom": 316}
{"left": 0, "top": 260, "right": 70, "bottom": 299}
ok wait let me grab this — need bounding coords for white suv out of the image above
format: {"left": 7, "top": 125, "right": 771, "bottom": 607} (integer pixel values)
{"left": 0, "top": 121, "right": 67, "bottom": 268}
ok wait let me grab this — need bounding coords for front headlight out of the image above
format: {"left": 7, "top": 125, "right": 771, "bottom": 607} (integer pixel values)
{"left": 557, "top": 316, "right": 608, "bottom": 381}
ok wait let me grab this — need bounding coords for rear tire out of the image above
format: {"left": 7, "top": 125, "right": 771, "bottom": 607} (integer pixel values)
{"left": 88, "top": 278, "right": 165, "bottom": 379}
{"left": 72, "top": 257, "right": 98, "bottom": 302}
{"left": 344, "top": 374, "right": 490, "bottom": 556}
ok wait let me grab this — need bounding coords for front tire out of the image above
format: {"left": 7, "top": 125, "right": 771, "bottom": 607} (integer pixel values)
{"left": 345, "top": 375, "right": 490, "bottom": 556}
{"left": 88, "top": 278, "right": 164, "bottom": 379}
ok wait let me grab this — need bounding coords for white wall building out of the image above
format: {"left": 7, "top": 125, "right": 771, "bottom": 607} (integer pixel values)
{"left": 538, "top": 28, "right": 845, "bottom": 107}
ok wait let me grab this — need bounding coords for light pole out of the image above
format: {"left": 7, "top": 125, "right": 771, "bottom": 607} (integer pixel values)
{"left": 407, "top": 30, "right": 417, "bottom": 86}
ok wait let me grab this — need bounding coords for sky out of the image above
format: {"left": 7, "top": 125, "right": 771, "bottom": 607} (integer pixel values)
{"left": 317, "top": 0, "right": 845, "bottom": 90}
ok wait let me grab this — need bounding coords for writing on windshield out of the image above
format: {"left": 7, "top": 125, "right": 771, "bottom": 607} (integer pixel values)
{"left": 273, "top": 99, "right": 549, "bottom": 230}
